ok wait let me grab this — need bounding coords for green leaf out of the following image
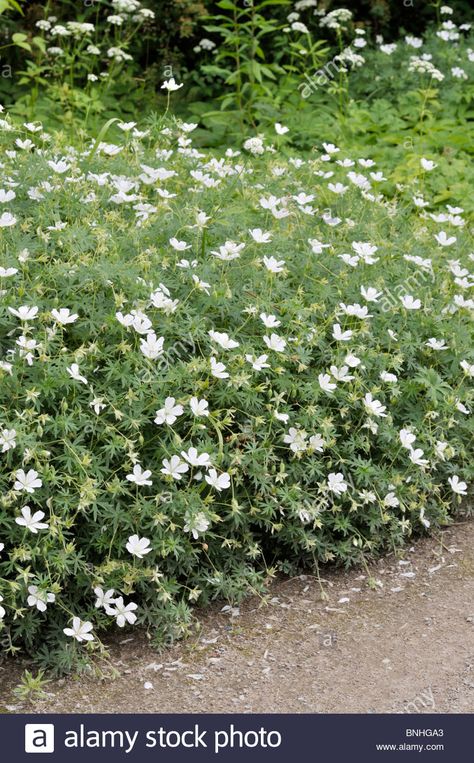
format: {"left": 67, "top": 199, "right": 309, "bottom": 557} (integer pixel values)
{"left": 216, "top": 0, "right": 238, "bottom": 9}
{"left": 0, "top": 0, "right": 23, "bottom": 14}
{"left": 32, "top": 36, "right": 47, "bottom": 53}
{"left": 87, "top": 117, "right": 121, "bottom": 158}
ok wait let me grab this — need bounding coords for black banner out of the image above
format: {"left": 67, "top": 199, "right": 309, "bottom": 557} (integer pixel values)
{"left": 1, "top": 713, "right": 471, "bottom": 762}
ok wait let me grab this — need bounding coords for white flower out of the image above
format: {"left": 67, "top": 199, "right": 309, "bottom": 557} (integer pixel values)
{"left": 131, "top": 310, "right": 153, "bottom": 332}
{"left": 330, "top": 365, "right": 354, "bottom": 382}
{"left": 400, "top": 294, "right": 421, "bottom": 310}
{"left": 8, "top": 305, "right": 38, "bottom": 321}
{"left": 94, "top": 587, "right": 117, "bottom": 610}
{"left": 67, "top": 363, "right": 88, "bottom": 384}
{"left": 283, "top": 427, "right": 307, "bottom": 453}
{"left": 309, "top": 434, "right": 325, "bottom": 452}
{"left": 249, "top": 228, "right": 272, "bottom": 243}
{"left": 107, "top": 47, "right": 133, "bottom": 64}
{"left": 161, "top": 455, "right": 189, "bottom": 480}
{"left": 448, "top": 475, "right": 467, "bottom": 495}
{"left": 21, "top": 120, "right": 41, "bottom": 135}
{"left": 383, "top": 492, "right": 399, "bottom": 508}
{"left": 0, "top": 212, "right": 17, "bottom": 227}
{"left": 435, "top": 441, "right": 449, "bottom": 460}
{"left": 308, "top": 238, "right": 330, "bottom": 254}
{"left": 360, "top": 286, "right": 382, "bottom": 302}
{"left": 408, "top": 448, "right": 429, "bottom": 467}
{"left": 327, "top": 472, "right": 348, "bottom": 495}
{"left": 419, "top": 508, "right": 430, "bottom": 529}
{"left": 126, "top": 464, "right": 153, "bottom": 486}
{"left": 48, "top": 159, "right": 70, "bottom": 173}
{"left": 339, "top": 302, "right": 371, "bottom": 319}
{"left": 399, "top": 428, "right": 416, "bottom": 448}
{"left": 262, "top": 256, "right": 285, "bottom": 273}
{"left": 190, "top": 397, "right": 209, "bottom": 417}
{"left": 15, "top": 505, "right": 48, "bottom": 533}
{"left": 0, "top": 596, "right": 5, "bottom": 620}
{"left": 243, "top": 136, "right": 265, "bottom": 155}
{"left": 140, "top": 332, "right": 164, "bottom": 360}
{"left": 352, "top": 241, "right": 378, "bottom": 263}
{"left": 339, "top": 253, "right": 359, "bottom": 267}
{"left": 425, "top": 338, "right": 448, "bottom": 350}
{"left": 332, "top": 323, "right": 353, "bottom": 341}
{"left": 63, "top": 617, "right": 94, "bottom": 642}
{"left": 322, "top": 142, "right": 339, "bottom": 155}
{"left": 363, "top": 393, "right": 387, "bottom": 418}
{"left": 194, "top": 210, "right": 210, "bottom": 227}
{"left": 328, "top": 182, "right": 348, "bottom": 195}
{"left": 319, "top": 373, "right": 337, "bottom": 393}
{"left": 0, "top": 267, "right": 18, "bottom": 277}
{"left": 90, "top": 397, "right": 106, "bottom": 414}
{"left": 126, "top": 534, "right": 152, "bottom": 558}
{"left": 260, "top": 313, "right": 280, "bottom": 328}
{"left": 460, "top": 360, "right": 474, "bottom": 377}
{"left": 161, "top": 78, "right": 183, "bottom": 92}
{"left": 181, "top": 447, "right": 211, "bottom": 468}
{"left": 420, "top": 158, "right": 437, "bottom": 171}
{"left": 116, "top": 311, "right": 134, "bottom": 328}
{"left": 344, "top": 353, "right": 361, "bottom": 368}
{"left": 434, "top": 231, "right": 456, "bottom": 247}
{"left": 117, "top": 121, "right": 137, "bottom": 132}
{"left": 184, "top": 511, "right": 210, "bottom": 539}
{"left": 211, "top": 240, "right": 245, "bottom": 261}
{"left": 169, "top": 237, "right": 191, "bottom": 251}
{"left": 208, "top": 330, "right": 240, "bottom": 350}
{"left": 110, "top": 597, "right": 138, "bottom": 627}
{"left": 293, "top": 192, "right": 314, "bottom": 206}
{"left": 451, "top": 66, "right": 467, "bottom": 80}
{"left": 27, "top": 585, "right": 55, "bottom": 612}
{"left": 51, "top": 308, "right": 78, "bottom": 324}
{"left": 204, "top": 469, "right": 230, "bottom": 491}
{"left": 192, "top": 275, "right": 211, "bottom": 294}
{"left": 16, "top": 335, "right": 38, "bottom": 366}
{"left": 380, "top": 371, "right": 397, "bottom": 383}
{"left": 14, "top": 469, "right": 42, "bottom": 494}
{"left": 413, "top": 195, "right": 429, "bottom": 208}
{"left": 0, "top": 428, "right": 16, "bottom": 452}
{"left": 291, "top": 20, "right": 308, "bottom": 33}
{"left": 263, "top": 333, "right": 286, "bottom": 352}
{"left": 154, "top": 397, "right": 184, "bottom": 426}
{"left": 275, "top": 122, "right": 289, "bottom": 135}
{"left": 246, "top": 354, "right": 270, "bottom": 371}
{"left": 0, "top": 189, "right": 16, "bottom": 203}
{"left": 210, "top": 357, "right": 229, "bottom": 379}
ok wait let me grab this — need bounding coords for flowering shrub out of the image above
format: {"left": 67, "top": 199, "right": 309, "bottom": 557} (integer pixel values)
{"left": 1, "top": 0, "right": 156, "bottom": 125}
{"left": 0, "top": 101, "right": 472, "bottom": 670}
{"left": 187, "top": 2, "right": 474, "bottom": 151}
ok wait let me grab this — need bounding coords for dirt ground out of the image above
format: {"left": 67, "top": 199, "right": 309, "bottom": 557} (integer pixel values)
{"left": 1, "top": 522, "right": 473, "bottom": 714}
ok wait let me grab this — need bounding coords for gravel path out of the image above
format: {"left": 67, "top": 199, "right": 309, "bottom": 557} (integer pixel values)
{"left": 1, "top": 522, "right": 473, "bottom": 714}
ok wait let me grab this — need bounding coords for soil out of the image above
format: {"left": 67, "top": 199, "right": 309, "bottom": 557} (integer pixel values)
{"left": 1, "top": 522, "right": 473, "bottom": 714}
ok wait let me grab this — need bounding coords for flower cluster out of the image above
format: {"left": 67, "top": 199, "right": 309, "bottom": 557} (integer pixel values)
{"left": 320, "top": 9, "right": 353, "bottom": 32}
{"left": 32, "top": 1, "right": 154, "bottom": 90}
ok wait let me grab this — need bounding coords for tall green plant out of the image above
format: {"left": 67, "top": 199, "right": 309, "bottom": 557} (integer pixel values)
{"left": 201, "top": 0, "right": 290, "bottom": 128}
